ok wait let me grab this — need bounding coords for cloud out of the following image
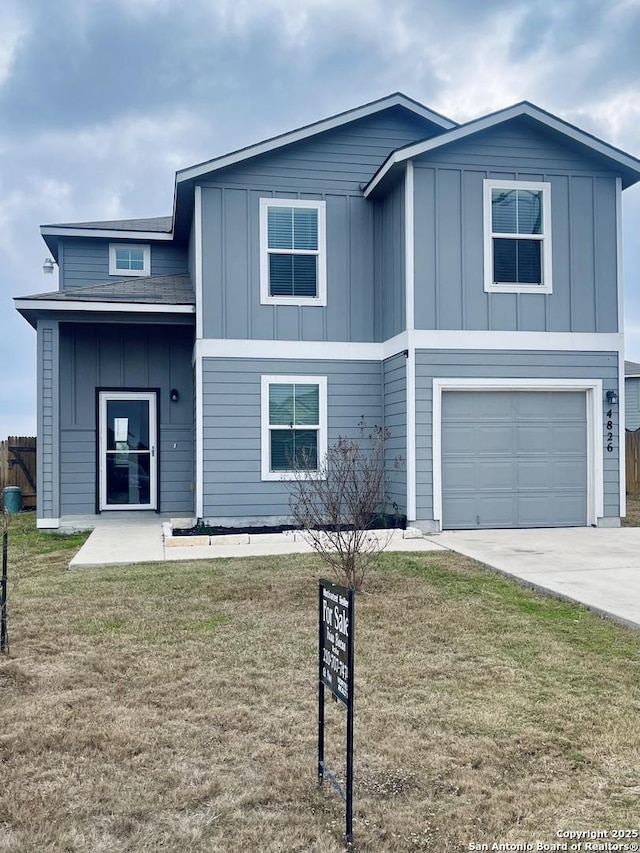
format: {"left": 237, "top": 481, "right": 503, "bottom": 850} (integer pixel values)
{"left": 0, "top": 1, "right": 28, "bottom": 89}
{"left": 1, "top": 0, "right": 640, "bottom": 439}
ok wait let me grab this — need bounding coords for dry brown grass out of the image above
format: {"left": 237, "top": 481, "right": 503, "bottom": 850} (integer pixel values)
{"left": 1, "top": 514, "right": 639, "bottom": 852}
{"left": 623, "top": 493, "right": 640, "bottom": 526}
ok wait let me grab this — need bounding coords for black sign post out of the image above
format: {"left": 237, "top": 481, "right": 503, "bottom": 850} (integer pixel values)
{"left": 318, "top": 579, "right": 355, "bottom": 844}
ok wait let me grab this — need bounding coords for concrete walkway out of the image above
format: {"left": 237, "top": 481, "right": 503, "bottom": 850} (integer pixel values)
{"left": 68, "top": 517, "right": 447, "bottom": 568}
{"left": 67, "top": 518, "right": 640, "bottom": 630}
{"left": 67, "top": 513, "right": 166, "bottom": 567}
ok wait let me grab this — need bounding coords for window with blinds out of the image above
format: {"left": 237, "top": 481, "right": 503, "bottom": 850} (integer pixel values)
{"left": 483, "top": 180, "right": 552, "bottom": 294}
{"left": 260, "top": 199, "right": 327, "bottom": 305}
{"left": 261, "top": 376, "right": 328, "bottom": 480}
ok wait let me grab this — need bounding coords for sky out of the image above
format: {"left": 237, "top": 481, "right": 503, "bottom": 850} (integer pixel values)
{"left": 1, "top": 0, "right": 639, "bottom": 438}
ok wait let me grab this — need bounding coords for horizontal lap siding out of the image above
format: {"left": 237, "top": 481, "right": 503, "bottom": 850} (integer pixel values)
{"left": 59, "top": 323, "right": 195, "bottom": 514}
{"left": 384, "top": 354, "right": 407, "bottom": 514}
{"left": 414, "top": 350, "right": 619, "bottom": 521}
{"left": 59, "top": 429, "right": 95, "bottom": 513}
{"left": 160, "top": 426, "right": 195, "bottom": 513}
{"left": 625, "top": 378, "right": 640, "bottom": 431}
{"left": 413, "top": 119, "right": 619, "bottom": 333}
{"left": 199, "top": 111, "right": 433, "bottom": 344}
{"left": 37, "top": 322, "right": 58, "bottom": 518}
{"left": 202, "top": 358, "right": 383, "bottom": 520}
{"left": 61, "top": 239, "right": 188, "bottom": 288}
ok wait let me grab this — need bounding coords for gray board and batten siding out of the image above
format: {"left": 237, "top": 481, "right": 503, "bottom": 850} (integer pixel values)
{"left": 375, "top": 177, "right": 406, "bottom": 342}
{"left": 59, "top": 238, "right": 188, "bottom": 289}
{"left": 198, "top": 110, "right": 436, "bottom": 344}
{"left": 200, "top": 187, "right": 377, "bottom": 343}
{"left": 58, "top": 323, "right": 195, "bottom": 516}
{"left": 414, "top": 349, "right": 620, "bottom": 525}
{"left": 412, "top": 118, "right": 619, "bottom": 333}
{"left": 201, "top": 358, "right": 388, "bottom": 522}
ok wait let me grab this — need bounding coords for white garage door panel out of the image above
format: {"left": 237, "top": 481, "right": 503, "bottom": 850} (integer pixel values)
{"left": 441, "top": 390, "right": 588, "bottom": 529}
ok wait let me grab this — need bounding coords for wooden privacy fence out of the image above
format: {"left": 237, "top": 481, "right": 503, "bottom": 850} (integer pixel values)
{"left": 626, "top": 430, "right": 640, "bottom": 495}
{"left": 0, "top": 437, "right": 36, "bottom": 510}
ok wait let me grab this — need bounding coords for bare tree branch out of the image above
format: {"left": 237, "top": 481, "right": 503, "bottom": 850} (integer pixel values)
{"left": 285, "top": 420, "right": 403, "bottom": 590}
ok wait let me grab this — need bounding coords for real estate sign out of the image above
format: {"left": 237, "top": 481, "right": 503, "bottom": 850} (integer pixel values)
{"left": 318, "top": 578, "right": 355, "bottom": 844}
{"left": 320, "top": 580, "right": 351, "bottom": 705}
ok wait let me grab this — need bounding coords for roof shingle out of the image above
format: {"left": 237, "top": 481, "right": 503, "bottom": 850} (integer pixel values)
{"left": 42, "top": 216, "right": 173, "bottom": 233}
{"left": 21, "top": 273, "right": 194, "bottom": 305}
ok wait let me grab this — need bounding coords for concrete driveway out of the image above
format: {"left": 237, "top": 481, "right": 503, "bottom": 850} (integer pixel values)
{"left": 432, "top": 527, "right": 640, "bottom": 630}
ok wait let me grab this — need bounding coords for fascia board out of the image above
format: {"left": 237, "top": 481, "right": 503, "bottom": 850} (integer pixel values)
{"left": 176, "top": 94, "right": 457, "bottom": 184}
{"left": 365, "top": 102, "right": 640, "bottom": 197}
{"left": 40, "top": 226, "right": 174, "bottom": 241}
{"left": 14, "top": 299, "right": 194, "bottom": 314}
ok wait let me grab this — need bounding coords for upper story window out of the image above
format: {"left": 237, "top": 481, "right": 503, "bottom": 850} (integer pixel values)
{"left": 109, "top": 243, "right": 151, "bottom": 277}
{"left": 260, "top": 375, "right": 328, "bottom": 480}
{"left": 483, "top": 180, "right": 552, "bottom": 294}
{"left": 259, "top": 198, "right": 327, "bottom": 306}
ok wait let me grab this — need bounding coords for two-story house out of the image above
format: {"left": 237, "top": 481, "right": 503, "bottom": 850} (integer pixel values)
{"left": 15, "top": 93, "right": 640, "bottom": 532}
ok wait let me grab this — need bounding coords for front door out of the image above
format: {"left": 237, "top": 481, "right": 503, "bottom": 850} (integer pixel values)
{"left": 98, "top": 391, "right": 158, "bottom": 511}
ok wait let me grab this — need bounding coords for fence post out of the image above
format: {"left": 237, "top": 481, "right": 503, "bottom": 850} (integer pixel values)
{"left": 626, "top": 431, "right": 640, "bottom": 495}
{"left": 0, "top": 436, "right": 37, "bottom": 510}
{"left": 1, "top": 513, "right": 8, "bottom": 653}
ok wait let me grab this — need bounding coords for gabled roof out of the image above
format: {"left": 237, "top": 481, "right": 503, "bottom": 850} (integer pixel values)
{"left": 365, "top": 101, "right": 640, "bottom": 196}
{"left": 625, "top": 360, "right": 640, "bottom": 377}
{"left": 39, "top": 94, "right": 456, "bottom": 253}
{"left": 175, "top": 92, "right": 457, "bottom": 184}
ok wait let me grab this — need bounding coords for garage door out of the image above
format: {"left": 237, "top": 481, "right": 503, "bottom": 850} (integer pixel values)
{"left": 441, "top": 390, "right": 587, "bottom": 529}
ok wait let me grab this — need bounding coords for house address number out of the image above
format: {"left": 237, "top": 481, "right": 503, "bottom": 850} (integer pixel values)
{"left": 606, "top": 409, "right": 614, "bottom": 453}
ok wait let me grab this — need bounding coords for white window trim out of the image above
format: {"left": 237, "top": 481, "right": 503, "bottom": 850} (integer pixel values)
{"left": 261, "top": 375, "right": 328, "bottom": 481}
{"left": 109, "top": 243, "right": 151, "bottom": 277}
{"left": 259, "top": 198, "right": 327, "bottom": 306}
{"left": 483, "top": 179, "right": 552, "bottom": 294}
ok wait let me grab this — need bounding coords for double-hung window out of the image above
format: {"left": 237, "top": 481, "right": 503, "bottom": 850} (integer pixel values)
{"left": 109, "top": 243, "right": 151, "bottom": 277}
{"left": 259, "top": 198, "right": 327, "bottom": 305}
{"left": 261, "top": 376, "right": 327, "bottom": 480}
{"left": 483, "top": 180, "right": 552, "bottom": 293}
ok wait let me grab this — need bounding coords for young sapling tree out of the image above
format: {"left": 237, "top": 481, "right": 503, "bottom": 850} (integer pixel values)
{"left": 286, "top": 419, "right": 403, "bottom": 590}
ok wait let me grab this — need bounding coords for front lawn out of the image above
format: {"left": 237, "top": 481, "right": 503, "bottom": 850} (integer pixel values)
{"left": 1, "top": 514, "right": 639, "bottom": 852}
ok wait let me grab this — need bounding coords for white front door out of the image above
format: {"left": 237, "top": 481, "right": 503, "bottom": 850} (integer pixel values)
{"left": 98, "top": 391, "right": 158, "bottom": 511}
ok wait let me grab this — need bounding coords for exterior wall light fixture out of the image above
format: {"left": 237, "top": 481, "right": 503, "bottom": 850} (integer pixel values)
{"left": 43, "top": 257, "right": 55, "bottom": 274}
{"left": 170, "top": 389, "right": 179, "bottom": 403}
{"left": 606, "top": 390, "right": 618, "bottom": 405}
